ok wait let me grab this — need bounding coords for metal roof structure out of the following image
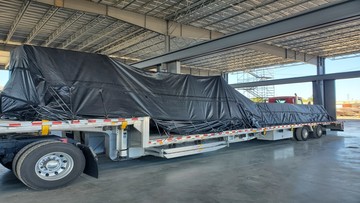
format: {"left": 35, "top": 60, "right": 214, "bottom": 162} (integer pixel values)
{"left": 0, "top": 0, "right": 359, "bottom": 72}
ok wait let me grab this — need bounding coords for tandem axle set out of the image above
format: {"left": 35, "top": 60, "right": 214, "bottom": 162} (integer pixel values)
{"left": 0, "top": 117, "right": 343, "bottom": 190}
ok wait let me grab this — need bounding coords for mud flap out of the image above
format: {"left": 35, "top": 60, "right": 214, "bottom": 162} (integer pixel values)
{"left": 77, "top": 144, "right": 99, "bottom": 178}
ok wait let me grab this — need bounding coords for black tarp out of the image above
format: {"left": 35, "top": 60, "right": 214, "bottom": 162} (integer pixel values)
{"left": 257, "top": 103, "right": 333, "bottom": 125}
{"left": 0, "top": 45, "right": 334, "bottom": 134}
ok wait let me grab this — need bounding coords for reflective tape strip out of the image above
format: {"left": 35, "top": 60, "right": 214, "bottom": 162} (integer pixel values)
{"left": 32, "top": 121, "right": 42, "bottom": 126}
{"left": 9, "top": 123, "right": 21, "bottom": 127}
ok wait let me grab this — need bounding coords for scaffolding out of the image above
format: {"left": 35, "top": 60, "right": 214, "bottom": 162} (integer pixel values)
{"left": 232, "top": 68, "right": 275, "bottom": 102}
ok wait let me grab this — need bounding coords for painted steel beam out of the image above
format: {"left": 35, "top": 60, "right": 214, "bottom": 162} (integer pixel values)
{"left": 5, "top": 0, "right": 31, "bottom": 43}
{"left": 230, "top": 70, "right": 360, "bottom": 88}
{"left": 34, "top": 0, "right": 223, "bottom": 40}
{"left": 248, "top": 44, "right": 318, "bottom": 65}
{"left": 131, "top": 1, "right": 360, "bottom": 69}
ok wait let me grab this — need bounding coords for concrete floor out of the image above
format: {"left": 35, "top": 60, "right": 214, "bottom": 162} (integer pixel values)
{"left": 0, "top": 120, "right": 359, "bottom": 203}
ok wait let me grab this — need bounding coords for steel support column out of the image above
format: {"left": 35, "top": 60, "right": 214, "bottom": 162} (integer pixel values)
{"left": 324, "top": 79, "right": 336, "bottom": 119}
{"left": 165, "top": 35, "right": 170, "bottom": 53}
{"left": 313, "top": 57, "right": 325, "bottom": 106}
{"left": 160, "top": 35, "right": 171, "bottom": 72}
{"left": 160, "top": 35, "right": 181, "bottom": 73}
{"left": 167, "top": 61, "right": 181, "bottom": 74}
{"left": 222, "top": 72, "right": 228, "bottom": 83}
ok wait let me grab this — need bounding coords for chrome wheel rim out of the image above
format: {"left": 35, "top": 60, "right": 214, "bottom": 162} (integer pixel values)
{"left": 317, "top": 128, "right": 322, "bottom": 136}
{"left": 303, "top": 130, "right": 309, "bottom": 139}
{"left": 35, "top": 152, "right": 74, "bottom": 181}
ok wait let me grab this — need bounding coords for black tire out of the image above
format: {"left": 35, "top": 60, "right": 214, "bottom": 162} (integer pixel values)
{"left": 16, "top": 142, "right": 85, "bottom": 190}
{"left": 295, "top": 127, "right": 309, "bottom": 141}
{"left": 293, "top": 129, "right": 300, "bottom": 141}
{"left": 0, "top": 159, "right": 12, "bottom": 170}
{"left": 12, "top": 140, "right": 57, "bottom": 178}
{"left": 312, "top": 125, "right": 324, "bottom": 139}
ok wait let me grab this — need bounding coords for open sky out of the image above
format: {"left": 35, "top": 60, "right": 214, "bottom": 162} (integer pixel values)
{"left": 0, "top": 54, "right": 359, "bottom": 101}
{"left": 0, "top": 70, "right": 8, "bottom": 88}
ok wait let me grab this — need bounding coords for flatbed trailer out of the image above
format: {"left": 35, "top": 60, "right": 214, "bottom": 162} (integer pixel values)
{"left": 0, "top": 117, "right": 343, "bottom": 190}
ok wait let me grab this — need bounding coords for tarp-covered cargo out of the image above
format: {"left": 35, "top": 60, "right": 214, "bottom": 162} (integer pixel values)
{"left": 257, "top": 103, "right": 333, "bottom": 125}
{"left": 0, "top": 45, "right": 334, "bottom": 134}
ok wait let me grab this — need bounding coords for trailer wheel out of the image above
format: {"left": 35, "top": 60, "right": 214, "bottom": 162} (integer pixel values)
{"left": 16, "top": 142, "right": 85, "bottom": 190}
{"left": 312, "top": 125, "right": 324, "bottom": 139}
{"left": 293, "top": 130, "right": 300, "bottom": 141}
{"left": 12, "top": 140, "right": 57, "bottom": 178}
{"left": 295, "top": 127, "right": 309, "bottom": 141}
